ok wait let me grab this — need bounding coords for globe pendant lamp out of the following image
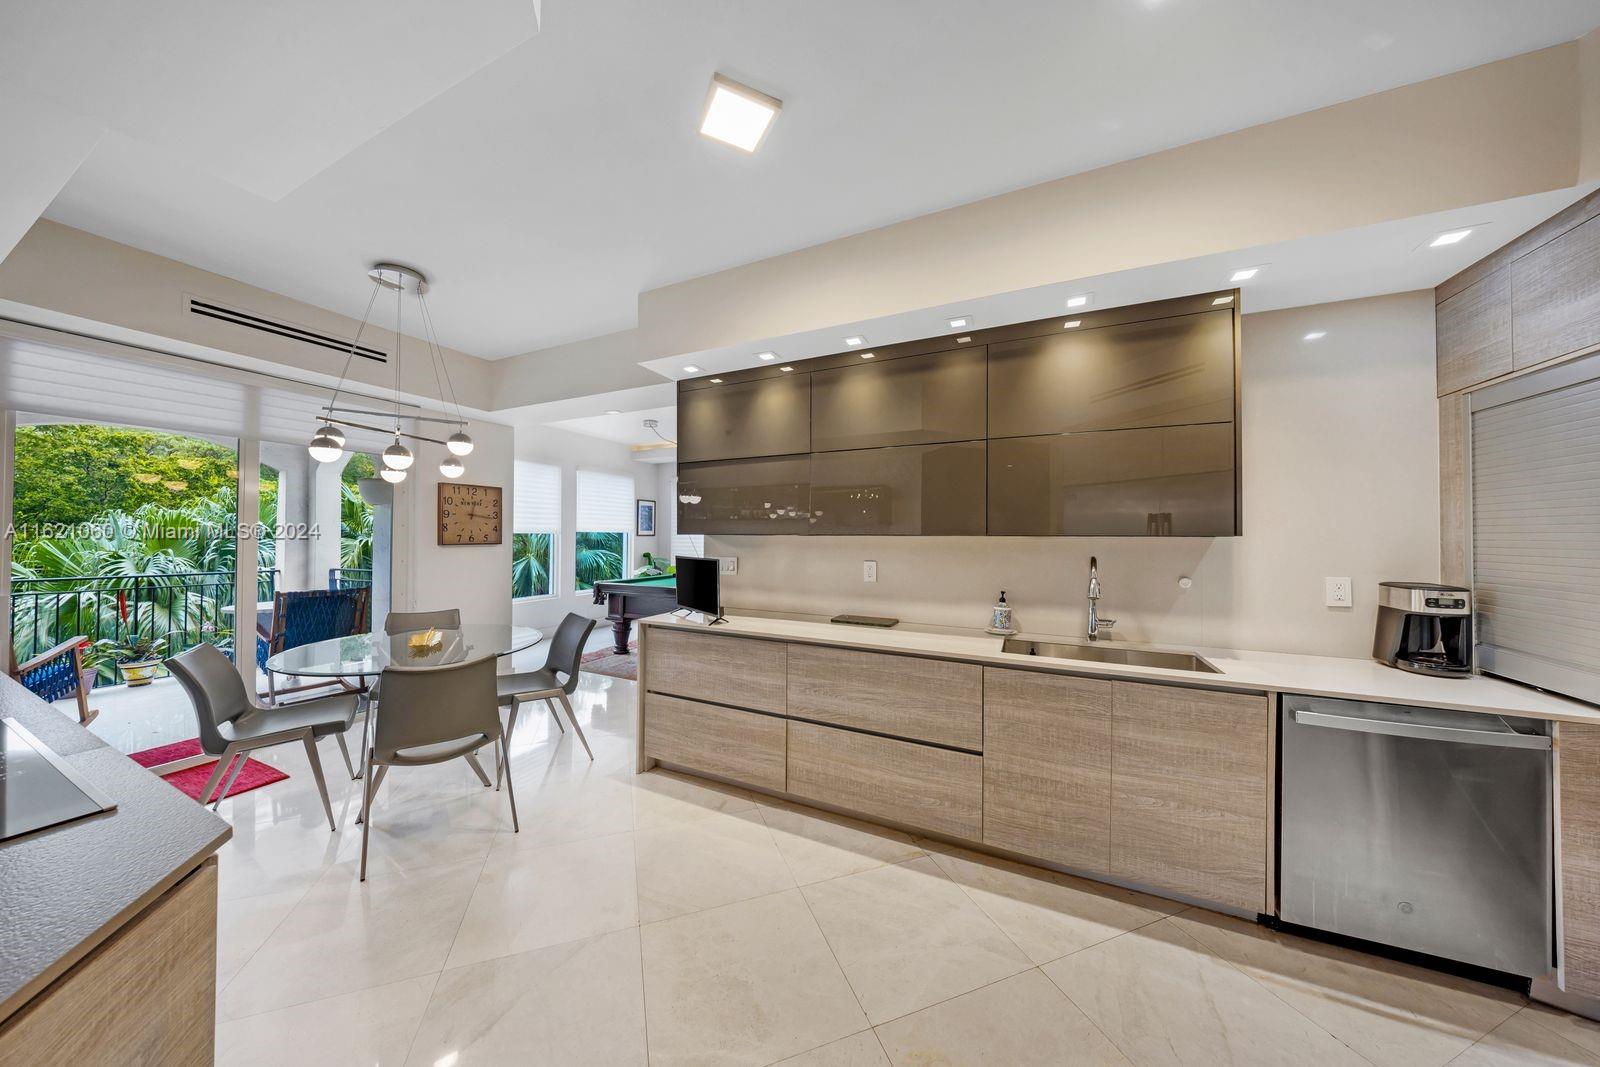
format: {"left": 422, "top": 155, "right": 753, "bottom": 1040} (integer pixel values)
{"left": 308, "top": 263, "right": 475, "bottom": 481}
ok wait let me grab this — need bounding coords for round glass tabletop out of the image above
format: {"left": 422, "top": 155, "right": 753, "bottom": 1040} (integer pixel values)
{"left": 265, "top": 625, "right": 544, "bottom": 677}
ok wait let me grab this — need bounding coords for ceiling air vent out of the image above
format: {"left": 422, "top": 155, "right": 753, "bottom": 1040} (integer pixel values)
{"left": 187, "top": 297, "right": 387, "bottom": 363}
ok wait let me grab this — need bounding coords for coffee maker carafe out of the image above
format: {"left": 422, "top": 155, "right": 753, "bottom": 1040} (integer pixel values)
{"left": 1373, "top": 581, "right": 1473, "bottom": 677}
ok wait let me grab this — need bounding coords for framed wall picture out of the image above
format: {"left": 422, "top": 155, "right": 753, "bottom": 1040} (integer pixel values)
{"left": 636, "top": 498, "right": 656, "bottom": 536}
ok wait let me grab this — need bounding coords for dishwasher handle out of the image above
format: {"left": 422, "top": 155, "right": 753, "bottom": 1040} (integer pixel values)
{"left": 1290, "top": 708, "right": 1551, "bottom": 750}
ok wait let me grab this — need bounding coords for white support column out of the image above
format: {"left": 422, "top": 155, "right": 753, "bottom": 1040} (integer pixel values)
{"left": 310, "top": 458, "right": 343, "bottom": 589}
{"left": 235, "top": 436, "right": 261, "bottom": 689}
{"left": 0, "top": 409, "right": 14, "bottom": 667}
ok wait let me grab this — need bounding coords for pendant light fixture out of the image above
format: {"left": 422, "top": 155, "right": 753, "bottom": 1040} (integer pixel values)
{"left": 307, "top": 263, "right": 475, "bottom": 482}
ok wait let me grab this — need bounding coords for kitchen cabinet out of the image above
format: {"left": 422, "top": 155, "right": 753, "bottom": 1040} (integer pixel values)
{"left": 677, "top": 372, "right": 811, "bottom": 463}
{"left": 1436, "top": 270, "right": 1513, "bottom": 395}
{"left": 987, "top": 422, "right": 1235, "bottom": 536}
{"left": 787, "top": 644, "right": 983, "bottom": 750}
{"left": 1109, "top": 681, "right": 1269, "bottom": 912}
{"left": 983, "top": 668, "right": 1113, "bottom": 872}
{"left": 646, "top": 629, "right": 787, "bottom": 714}
{"left": 643, "top": 693, "right": 786, "bottom": 792}
{"left": 677, "top": 455, "right": 811, "bottom": 536}
{"left": 1513, "top": 212, "right": 1600, "bottom": 371}
{"left": 809, "top": 440, "right": 985, "bottom": 536}
{"left": 1560, "top": 722, "right": 1600, "bottom": 997}
{"left": 987, "top": 309, "right": 1235, "bottom": 439}
{"left": 810, "top": 346, "right": 986, "bottom": 451}
{"left": 786, "top": 720, "right": 983, "bottom": 840}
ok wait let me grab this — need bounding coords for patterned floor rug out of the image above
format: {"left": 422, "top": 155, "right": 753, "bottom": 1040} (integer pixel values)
{"left": 581, "top": 644, "right": 638, "bottom": 681}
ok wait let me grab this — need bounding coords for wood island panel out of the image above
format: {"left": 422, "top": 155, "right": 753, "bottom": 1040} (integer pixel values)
{"left": 983, "top": 668, "right": 1113, "bottom": 873}
{"left": 786, "top": 643, "right": 983, "bottom": 750}
{"left": 1560, "top": 722, "right": 1600, "bottom": 997}
{"left": 787, "top": 720, "right": 983, "bottom": 840}
{"left": 1436, "top": 269, "right": 1513, "bottom": 396}
{"left": 1109, "top": 681, "right": 1269, "bottom": 913}
{"left": 646, "top": 628, "right": 786, "bottom": 714}
{"left": 644, "top": 692, "right": 787, "bottom": 792}
{"left": 0, "top": 859, "right": 218, "bottom": 1066}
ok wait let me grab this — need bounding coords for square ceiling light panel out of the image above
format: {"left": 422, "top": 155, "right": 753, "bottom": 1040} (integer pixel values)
{"left": 700, "top": 74, "right": 782, "bottom": 152}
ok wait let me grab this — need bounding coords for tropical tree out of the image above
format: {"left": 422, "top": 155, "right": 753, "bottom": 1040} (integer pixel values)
{"left": 512, "top": 532, "right": 551, "bottom": 598}
{"left": 574, "top": 531, "right": 624, "bottom": 591}
{"left": 339, "top": 482, "right": 374, "bottom": 571}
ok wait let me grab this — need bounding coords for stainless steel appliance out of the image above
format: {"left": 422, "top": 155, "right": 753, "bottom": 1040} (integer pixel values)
{"left": 1373, "top": 581, "right": 1473, "bottom": 677}
{"left": 1279, "top": 695, "right": 1552, "bottom": 977}
{"left": 0, "top": 717, "right": 116, "bottom": 843}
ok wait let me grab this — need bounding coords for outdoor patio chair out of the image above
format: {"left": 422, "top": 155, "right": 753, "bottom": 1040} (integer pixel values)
{"left": 257, "top": 587, "right": 370, "bottom": 704}
{"left": 496, "top": 613, "right": 597, "bottom": 785}
{"left": 10, "top": 636, "right": 98, "bottom": 725}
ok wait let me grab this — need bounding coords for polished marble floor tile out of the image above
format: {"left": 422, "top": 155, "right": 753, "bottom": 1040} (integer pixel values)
{"left": 634, "top": 806, "right": 795, "bottom": 922}
{"left": 922, "top": 842, "right": 1180, "bottom": 965}
{"left": 758, "top": 800, "right": 925, "bottom": 885}
{"left": 406, "top": 928, "right": 647, "bottom": 1066}
{"left": 875, "top": 968, "right": 1130, "bottom": 1066}
{"left": 631, "top": 766, "right": 760, "bottom": 829}
{"left": 1524, "top": 1004, "right": 1600, "bottom": 1058}
{"left": 773, "top": 1029, "right": 891, "bottom": 1066}
{"left": 1455, "top": 1009, "right": 1600, "bottom": 1067}
{"left": 446, "top": 831, "right": 638, "bottom": 969}
{"left": 216, "top": 885, "right": 305, "bottom": 990}
{"left": 490, "top": 767, "right": 638, "bottom": 851}
{"left": 801, "top": 855, "right": 1032, "bottom": 1025}
{"left": 1042, "top": 918, "right": 1369, "bottom": 1067}
{"left": 216, "top": 972, "right": 437, "bottom": 1065}
{"left": 640, "top": 889, "right": 868, "bottom": 1066}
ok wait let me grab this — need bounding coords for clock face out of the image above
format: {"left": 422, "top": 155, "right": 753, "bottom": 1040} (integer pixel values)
{"left": 438, "top": 483, "right": 503, "bottom": 545}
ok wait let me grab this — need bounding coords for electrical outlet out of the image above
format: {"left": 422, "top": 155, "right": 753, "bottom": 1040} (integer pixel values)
{"left": 718, "top": 556, "right": 737, "bottom": 575}
{"left": 863, "top": 560, "right": 878, "bottom": 583}
{"left": 1325, "top": 577, "right": 1353, "bottom": 608}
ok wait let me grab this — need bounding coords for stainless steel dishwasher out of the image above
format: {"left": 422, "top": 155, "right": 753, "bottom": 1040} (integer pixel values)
{"left": 1279, "top": 695, "right": 1552, "bottom": 977}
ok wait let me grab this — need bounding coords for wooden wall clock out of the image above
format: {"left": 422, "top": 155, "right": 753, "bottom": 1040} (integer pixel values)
{"left": 438, "top": 483, "right": 503, "bottom": 545}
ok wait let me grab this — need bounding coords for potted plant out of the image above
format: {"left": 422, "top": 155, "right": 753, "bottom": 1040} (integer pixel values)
{"left": 78, "top": 639, "right": 117, "bottom": 692}
{"left": 99, "top": 627, "right": 173, "bottom": 687}
{"left": 636, "top": 552, "right": 676, "bottom": 577}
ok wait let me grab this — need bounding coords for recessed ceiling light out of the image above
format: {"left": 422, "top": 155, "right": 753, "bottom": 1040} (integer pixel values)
{"left": 1066, "top": 294, "right": 1091, "bottom": 309}
{"left": 605, "top": 409, "right": 621, "bottom": 415}
{"left": 1303, "top": 331, "right": 1327, "bottom": 341}
{"left": 860, "top": 352, "right": 875, "bottom": 359}
{"left": 1063, "top": 320, "right": 1082, "bottom": 329}
{"left": 709, "top": 377, "right": 723, "bottom": 383}
{"left": 699, "top": 73, "right": 782, "bottom": 153}
{"left": 844, "top": 335, "right": 865, "bottom": 346}
{"left": 1430, "top": 228, "right": 1473, "bottom": 247}
{"left": 756, "top": 351, "right": 776, "bottom": 361}
{"left": 1230, "top": 267, "right": 1260, "bottom": 282}
{"left": 1212, "top": 295, "right": 1234, "bottom": 305}
{"left": 682, "top": 365, "right": 701, "bottom": 374}
{"left": 780, "top": 365, "right": 794, "bottom": 372}
{"left": 948, "top": 316, "right": 970, "bottom": 329}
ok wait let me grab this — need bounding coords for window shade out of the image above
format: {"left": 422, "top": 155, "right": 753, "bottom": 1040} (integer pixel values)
{"left": 1472, "top": 360, "right": 1600, "bottom": 705}
{"left": 669, "top": 478, "right": 705, "bottom": 558}
{"left": 513, "top": 461, "right": 560, "bottom": 532}
{"left": 576, "top": 469, "right": 634, "bottom": 530}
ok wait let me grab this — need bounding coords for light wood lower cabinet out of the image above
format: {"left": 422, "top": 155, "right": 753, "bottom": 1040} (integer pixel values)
{"left": 1560, "top": 722, "right": 1600, "bottom": 997}
{"left": 643, "top": 692, "right": 787, "bottom": 792}
{"left": 0, "top": 858, "right": 218, "bottom": 1066}
{"left": 983, "top": 668, "right": 1113, "bottom": 872}
{"left": 647, "top": 629, "right": 787, "bottom": 714}
{"left": 787, "top": 720, "right": 983, "bottom": 840}
{"left": 1109, "top": 681, "right": 1270, "bottom": 913}
{"left": 787, "top": 643, "right": 983, "bottom": 749}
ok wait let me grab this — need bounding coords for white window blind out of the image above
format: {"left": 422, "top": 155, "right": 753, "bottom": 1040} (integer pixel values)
{"left": 669, "top": 478, "right": 705, "bottom": 559}
{"left": 513, "top": 461, "right": 561, "bottom": 532}
{"left": 577, "top": 469, "right": 634, "bottom": 530}
{"left": 1471, "top": 356, "right": 1600, "bottom": 705}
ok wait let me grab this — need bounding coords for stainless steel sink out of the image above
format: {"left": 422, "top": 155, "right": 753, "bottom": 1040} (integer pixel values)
{"left": 1001, "top": 637, "right": 1220, "bottom": 674}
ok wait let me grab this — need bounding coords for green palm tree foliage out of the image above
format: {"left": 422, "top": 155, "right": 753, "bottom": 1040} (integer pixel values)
{"left": 512, "top": 533, "right": 551, "bottom": 598}
{"left": 574, "top": 531, "right": 625, "bottom": 591}
{"left": 340, "top": 482, "right": 374, "bottom": 570}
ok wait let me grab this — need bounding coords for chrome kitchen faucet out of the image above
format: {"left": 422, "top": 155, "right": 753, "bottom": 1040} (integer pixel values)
{"left": 1087, "top": 556, "right": 1115, "bottom": 640}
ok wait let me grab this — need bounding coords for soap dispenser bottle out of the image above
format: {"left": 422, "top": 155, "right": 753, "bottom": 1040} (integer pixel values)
{"left": 989, "top": 591, "right": 1015, "bottom": 635}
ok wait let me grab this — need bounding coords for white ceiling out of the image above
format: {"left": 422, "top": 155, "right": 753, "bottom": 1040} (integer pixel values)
{"left": 22, "top": 1, "right": 1600, "bottom": 359}
{"left": 547, "top": 404, "right": 677, "bottom": 448}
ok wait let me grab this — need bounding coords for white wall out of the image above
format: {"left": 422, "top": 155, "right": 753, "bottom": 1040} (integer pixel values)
{"left": 705, "top": 291, "right": 1440, "bottom": 659}
{"left": 509, "top": 424, "right": 665, "bottom": 632}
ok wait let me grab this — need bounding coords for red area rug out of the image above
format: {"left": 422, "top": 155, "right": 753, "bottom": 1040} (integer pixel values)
{"left": 581, "top": 643, "right": 638, "bottom": 681}
{"left": 130, "top": 738, "right": 289, "bottom": 802}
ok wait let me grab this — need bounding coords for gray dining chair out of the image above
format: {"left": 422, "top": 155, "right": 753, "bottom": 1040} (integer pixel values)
{"left": 166, "top": 643, "right": 357, "bottom": 831}
{"left": 360, "top": 656, "right": 516, "bottom": 880}
{"left": 496, "top": 613, "right": 597, "bottom": 784}
{"left": 346, "top": 608, "right": 465, "bottom": 781}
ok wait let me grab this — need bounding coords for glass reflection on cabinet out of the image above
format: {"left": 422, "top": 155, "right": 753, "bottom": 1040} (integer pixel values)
{"left": 677, "top": 455, "right": 811, "bottom": 535}
{"left": 810, "top": 347, "right": 986, "bottom": 452}
{"left": 810, "top": 441, "right": 985, "bottom": 535}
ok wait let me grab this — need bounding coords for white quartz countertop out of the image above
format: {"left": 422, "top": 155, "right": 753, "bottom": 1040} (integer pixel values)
{"left": 642, "top": 610, "right": 1600, "bottom": 725}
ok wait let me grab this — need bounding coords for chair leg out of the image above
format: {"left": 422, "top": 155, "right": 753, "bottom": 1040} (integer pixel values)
{"left": 499, "top": 732, "right": 519, "bottom": 833}
{"left": 198, "top": 744, "right": 238, "bottom": 807}
{"left": 211, "top": 749, "right": 249, "bottom": 810}
{"left": 302, "top": 730, "right": 336, "bottom": 832}
{"left": 557, "top": 692, "right": 593, "bottom": 761}
{"left": 267, "top": 671, "right": 277, "bottom": 706}
{"left": 464, "top": 751, "right": 492, "bottom": 788}
{"left": 545, "top": 697, "right": 564, "bottom": 733}
{"left": 496, "top": 699, "right": 522, "bottom": 791}
{"left": 360, "top": 752, "right": 376, "bottom": 882}
{"left": 355, "top": 704, "right": 372, "bottom": 780}
{"left": 334, "top": 730, "right": 355, "bottom": 779}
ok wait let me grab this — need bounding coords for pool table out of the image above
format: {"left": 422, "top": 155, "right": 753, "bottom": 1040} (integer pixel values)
{"left": 591, "top": 574, "right": 679, "bottom": 653}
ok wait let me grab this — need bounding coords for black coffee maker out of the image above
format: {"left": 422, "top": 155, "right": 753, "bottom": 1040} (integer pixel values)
{"left": 1373, "top": 581, "right": 1473, "bottom": 676}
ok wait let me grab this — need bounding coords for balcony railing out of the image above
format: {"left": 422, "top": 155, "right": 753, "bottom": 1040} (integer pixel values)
{"left": 10, "top": 568, "right": 278, "bottom": 686}
{"left": 328, "top": 567, "right": 373, "bottom": 590}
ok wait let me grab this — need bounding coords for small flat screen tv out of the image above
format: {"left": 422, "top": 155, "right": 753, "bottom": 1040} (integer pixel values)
{"left": 675, "top": 556, "right": 721, "bottom": 618}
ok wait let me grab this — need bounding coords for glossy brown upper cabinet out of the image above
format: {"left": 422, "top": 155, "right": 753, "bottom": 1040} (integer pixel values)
{"left": 678, "top": 372, "right": 811, "bottom": 463}
{"left": 810, "top": 346, "right": 987, "bottom": 452}
{"left": 810, "top": 441, "right": 986, "bottom": 535}
{"left": 987, "top": 310, "right": 1235, "bottom": 439}
{"left": 677, "top": 455, "right": 811, "bottom": 535}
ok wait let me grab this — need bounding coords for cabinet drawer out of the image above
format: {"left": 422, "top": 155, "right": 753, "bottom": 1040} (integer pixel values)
{"left": 643, "top": 693, "right": 786, "bottom": 792}
{"left": 647, "top": 629, "right": 786, "bottom": 714}
{"left": 787, "top": 720, "right": 982, "bottom": 840}
{"left": 983, "top": 669, "right": 1112, "bottom": 872}
{"left": 787, "top": 644, "right": 982, "bottom": 750}
{"left": 1110, "top": 681, "right": 1269, "bottom": 912}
